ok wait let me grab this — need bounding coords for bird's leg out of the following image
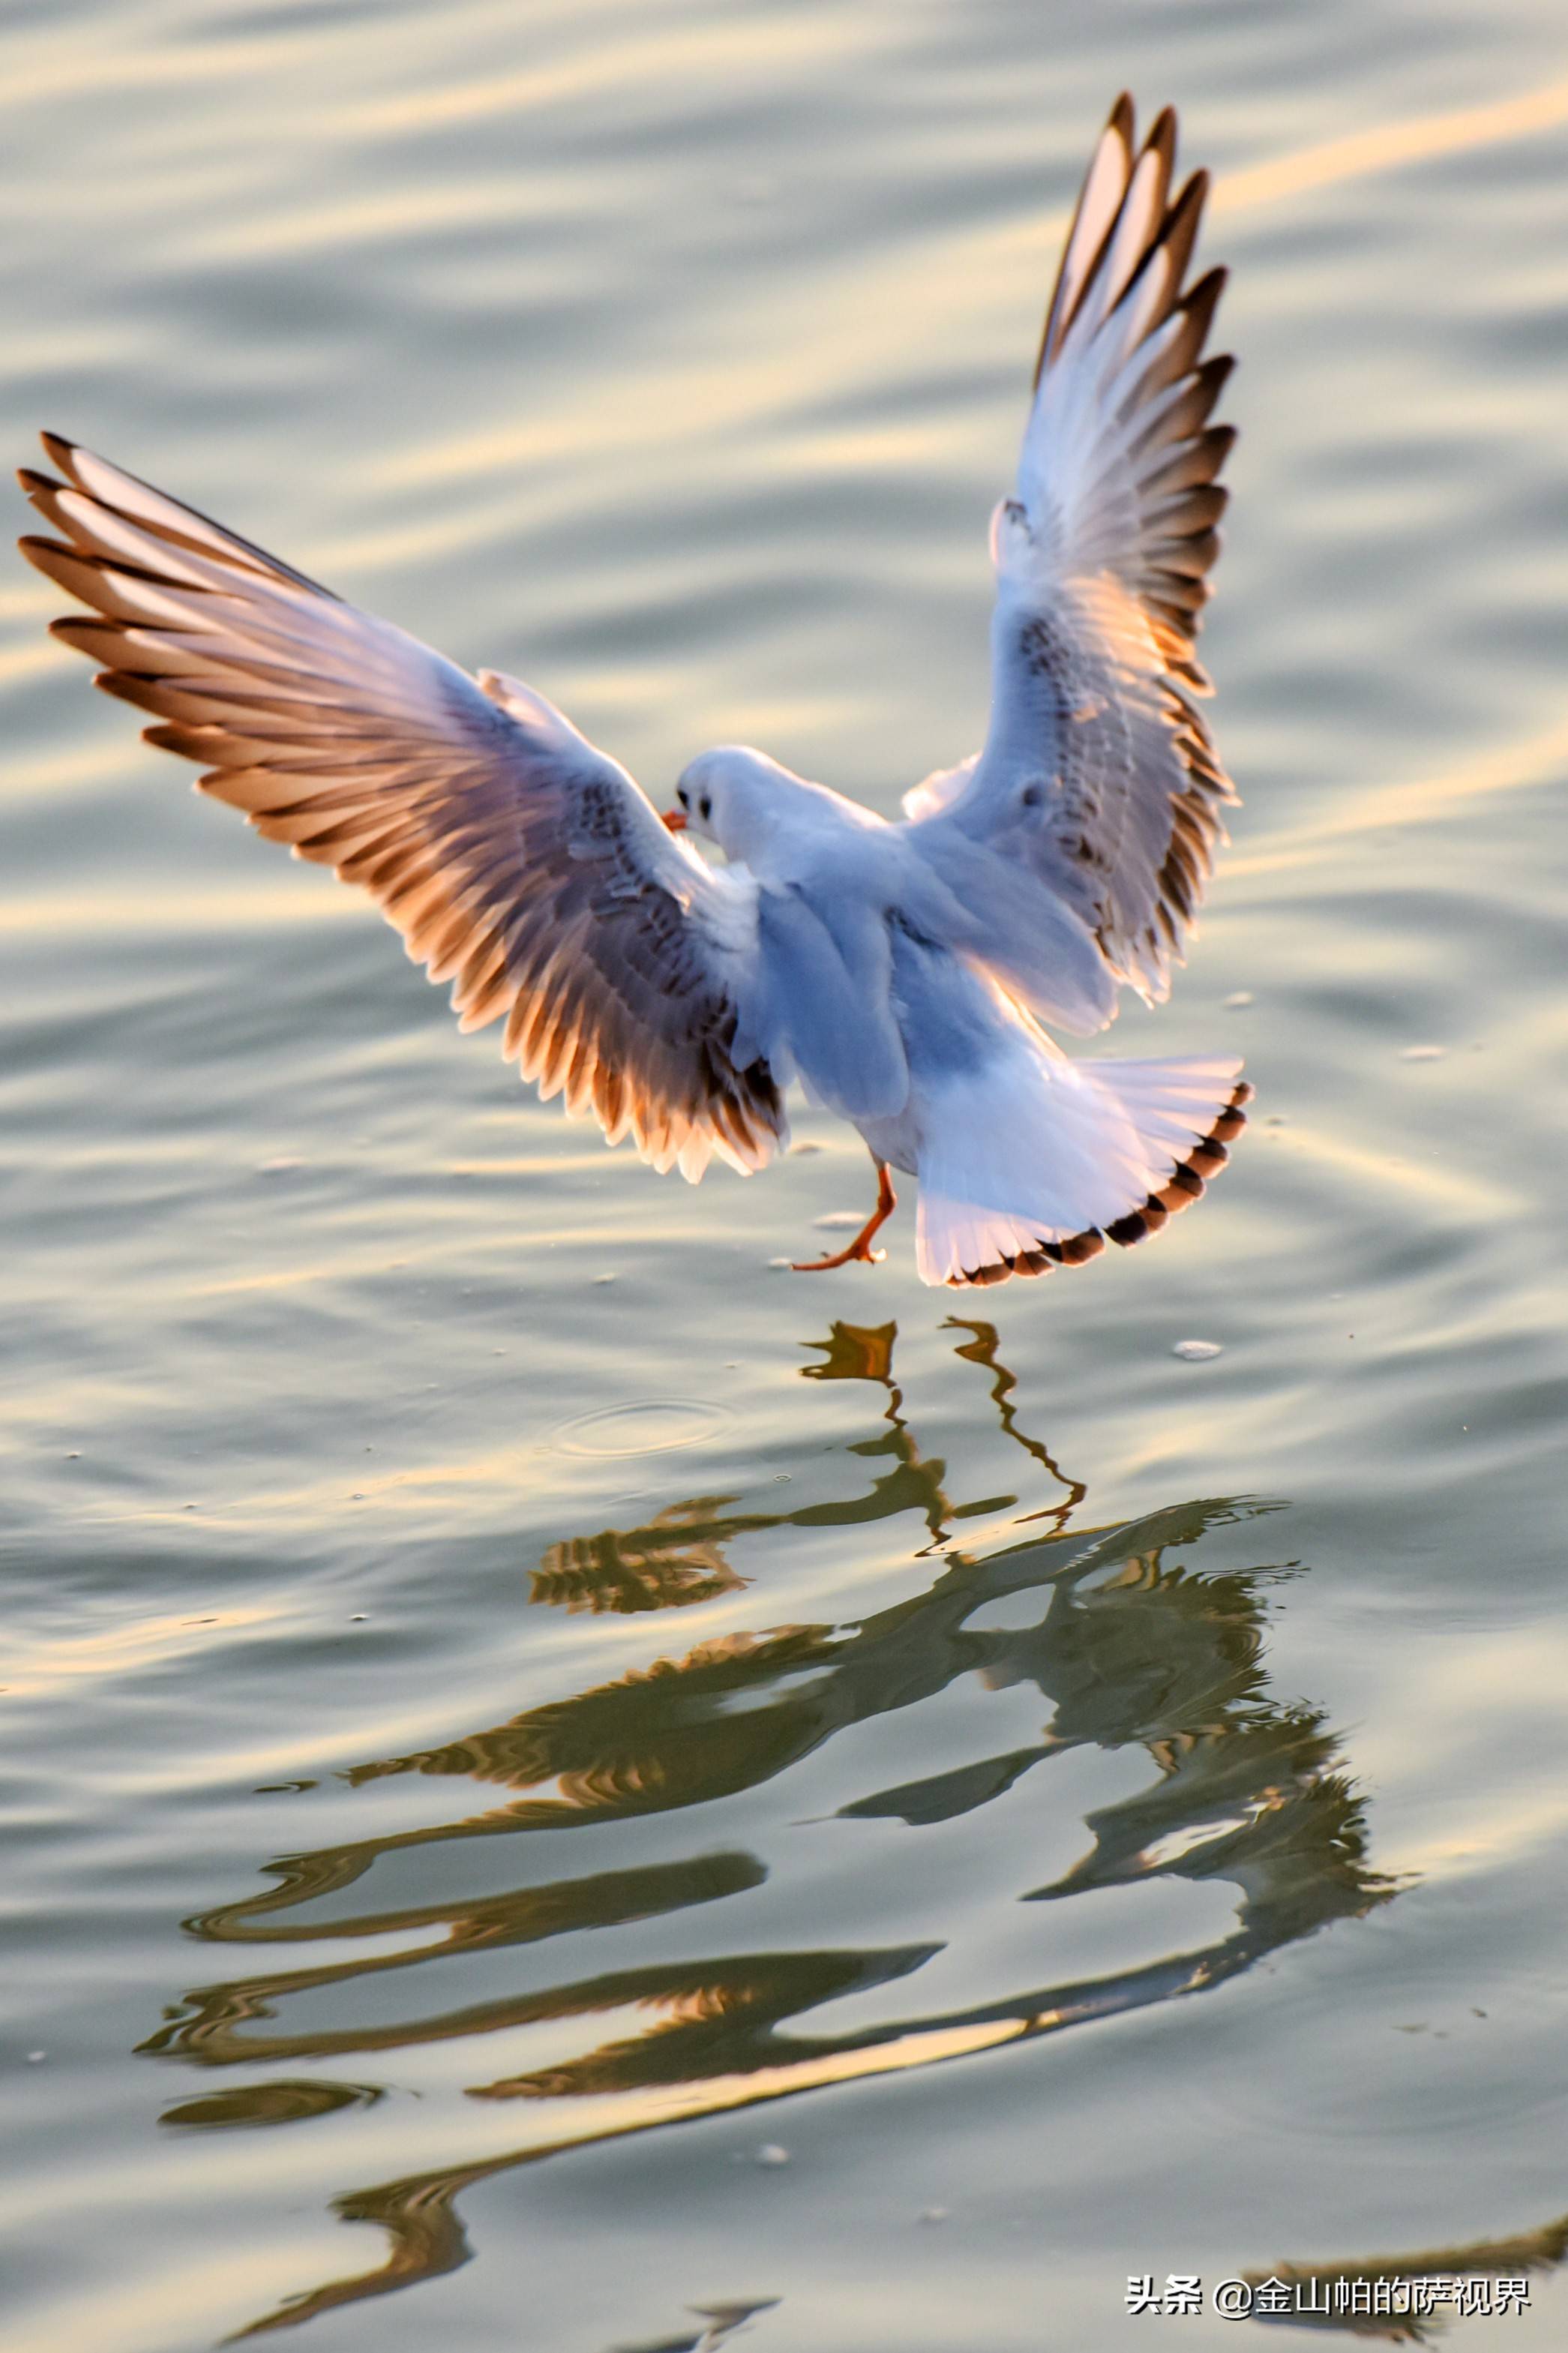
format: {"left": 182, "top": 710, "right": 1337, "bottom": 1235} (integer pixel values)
{"left": 791, "top": 1158, "right": 897, "bottom": 1273}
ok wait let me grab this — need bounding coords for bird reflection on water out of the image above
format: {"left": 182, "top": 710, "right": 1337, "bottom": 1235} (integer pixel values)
{"left": 142, "top": 1322, "right": 1391, "bottom": 2337}
{"left": 1240, "top": 2209, "right": 1568, "bottom": 2343}
{"left": 532, "top": 1320, "right": 1081, "bottom": 1622}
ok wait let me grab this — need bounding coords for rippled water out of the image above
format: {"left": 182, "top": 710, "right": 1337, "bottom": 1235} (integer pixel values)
{"left": 4, "top": 4, "right": 1568, "bottom": 2348}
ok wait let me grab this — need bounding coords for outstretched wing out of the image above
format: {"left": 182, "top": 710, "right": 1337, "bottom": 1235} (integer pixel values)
{"left": 19, "top": 437, "right": 784, "bottom": 1180}
{"left": 903, "top": 95, "right": 1237, "bottom": 1013}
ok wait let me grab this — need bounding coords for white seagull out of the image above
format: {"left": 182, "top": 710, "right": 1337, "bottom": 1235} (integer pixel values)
{"left": 20, "top": 95, "right": 1249, "bottom": 1289}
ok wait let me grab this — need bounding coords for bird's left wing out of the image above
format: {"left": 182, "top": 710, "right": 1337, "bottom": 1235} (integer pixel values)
{"left": 19, "top": 436, "right": 785, "bottom": 1180}
{"left": 902, "top": 96, "right": 1237, "bottom": 1018}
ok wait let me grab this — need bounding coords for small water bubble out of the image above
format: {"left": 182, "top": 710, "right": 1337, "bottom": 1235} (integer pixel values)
{"left": 1173, "top": 1340, "right": 1222, "bottom": 1362}
{"left": 256, "top": 1156, "right": 304, "bottom": 1175}
{"left": 919, "top": 2206, "right": 950, "bottom": 2225}
{"left": 1223, "top": 990, "right": 1255, "bottom": 1009}
{"left": 753, "top": 2143, "right": 790, "bottom": 2168}
{"left": 25, "top": 2051, "right": 46, "bottom": 2065}
{"left": 813, "top": 1211, "right": 865, "bottom": 1230}
{"left": 1399, "top": 1044, "right": 1446, "bottom": 1062}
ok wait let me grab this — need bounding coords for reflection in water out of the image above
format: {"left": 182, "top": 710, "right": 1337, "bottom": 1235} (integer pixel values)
{"left": 1243, "top": 2207, "right": 1568, "bottom": 2342}
{"left": 140, "top": 1322, "right": 1392, "bottom": 2338}
{"left": 533, "top": 1501, "right": 751, "bottom": 1614}
{"left": 605, "top": 2298, "right": 781, "bottom": 2353}
{"left": 527, "top": 1319, "right": 1084, "bottom": 1625}
{"left": 161, "top": 2078, "right": 383, "bottom": 2131}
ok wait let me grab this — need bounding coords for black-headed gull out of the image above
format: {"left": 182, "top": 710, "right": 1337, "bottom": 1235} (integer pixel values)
{"left": 20, "top": 95, "right": 1248, "bottom": 1289}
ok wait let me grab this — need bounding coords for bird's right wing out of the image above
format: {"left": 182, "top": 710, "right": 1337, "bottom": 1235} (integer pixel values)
{"left": 903, "top": 96, "right": 1237, "bottom": 1023}
{"left": 19, "top": 437, "right": 785, "bottom": 1180}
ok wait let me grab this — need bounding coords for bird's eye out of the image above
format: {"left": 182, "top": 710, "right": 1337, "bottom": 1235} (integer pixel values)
{"left": 700, "top": 797, "right": 712, "bottom": 822}
{"left": 677, "top": 787, "right": 690, "bottom": 809}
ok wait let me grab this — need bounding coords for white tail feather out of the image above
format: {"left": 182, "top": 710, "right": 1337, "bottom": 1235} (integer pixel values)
{"left": 916, "top": 1046, "right": 1243, "bottom": 1286}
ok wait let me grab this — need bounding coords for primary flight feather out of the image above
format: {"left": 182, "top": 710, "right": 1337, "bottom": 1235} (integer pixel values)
{"left": 19, "top": 95, "right": 1249, "bottom": 1288}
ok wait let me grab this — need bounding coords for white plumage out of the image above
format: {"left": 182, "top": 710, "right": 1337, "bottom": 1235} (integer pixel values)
{"left": 19, "top": 95, "right": 1249, "bottom": 1289}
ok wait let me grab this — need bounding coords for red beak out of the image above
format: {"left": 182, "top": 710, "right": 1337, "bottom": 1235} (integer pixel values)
{"left": 661, "top": 808, "right": 688, "bottom": 832}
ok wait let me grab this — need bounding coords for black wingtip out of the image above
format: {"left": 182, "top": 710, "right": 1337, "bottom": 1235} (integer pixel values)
{"left": 1144, "top": 104, "right": 1178, "bottom": 167}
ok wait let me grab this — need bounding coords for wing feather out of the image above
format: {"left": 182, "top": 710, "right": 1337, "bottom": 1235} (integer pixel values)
{"left": 904, "top": 97, "right": 1237, "bottom": 1010}
{"left": 19, "top": 437, "right": 786, "bottom": 1179}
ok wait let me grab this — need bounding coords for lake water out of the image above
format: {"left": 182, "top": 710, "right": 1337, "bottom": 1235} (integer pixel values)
{"left": 4, "top": 4, "right": 1568, "bottom": 2348}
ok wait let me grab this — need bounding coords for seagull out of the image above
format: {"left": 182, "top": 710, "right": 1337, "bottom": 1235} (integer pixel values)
{"left": 19, "top": 94, "right": 1248, "bottom": 1289}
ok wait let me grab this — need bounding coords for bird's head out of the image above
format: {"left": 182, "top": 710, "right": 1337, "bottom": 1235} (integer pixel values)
{"left": 663, "top": 746, "right": 802, "bottom": 863}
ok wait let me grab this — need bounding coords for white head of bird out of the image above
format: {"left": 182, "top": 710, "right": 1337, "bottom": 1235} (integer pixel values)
{"left": 665, "top": 745, "right": 880, "bottom": 869}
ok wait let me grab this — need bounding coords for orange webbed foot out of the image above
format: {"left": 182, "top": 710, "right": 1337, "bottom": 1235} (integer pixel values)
{"left": 789, "top": 1160, "right": 896, "bottom": 1274}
